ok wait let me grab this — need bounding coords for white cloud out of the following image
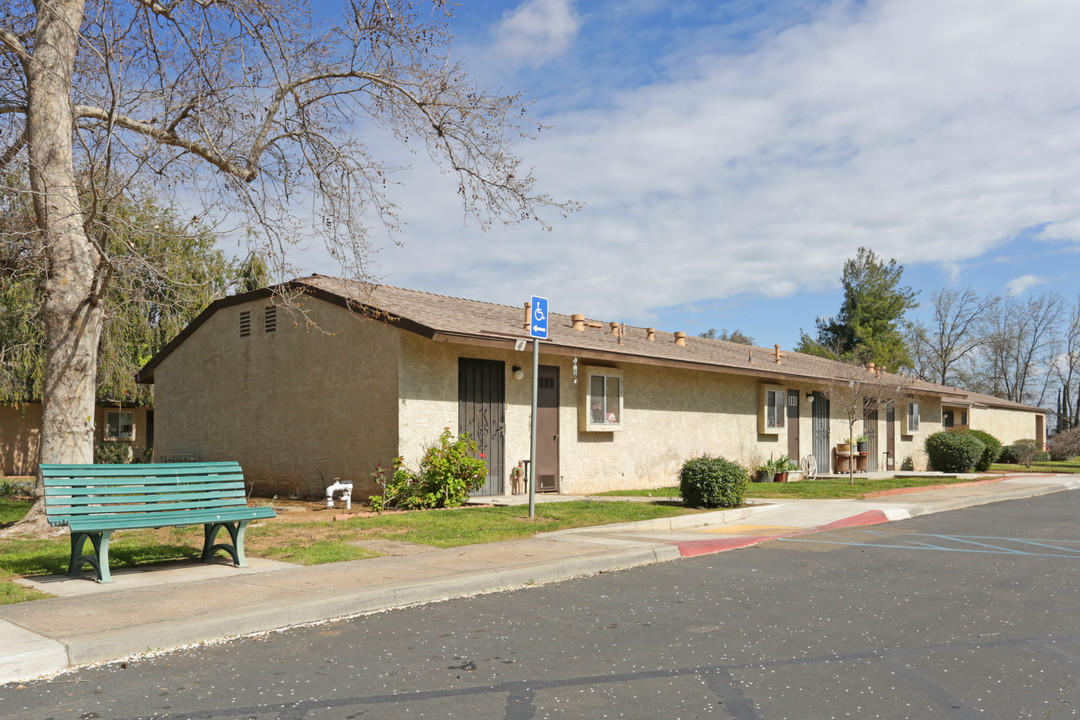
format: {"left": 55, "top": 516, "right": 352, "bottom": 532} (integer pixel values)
{"left": 338, "top": 0, "right": 1080, "bottom": 324}
{"left": 1006, "top": 274, "right": 1049, "bottom": 297}
{"left": 493, "top": 0, "right": 581, "bottom": 65}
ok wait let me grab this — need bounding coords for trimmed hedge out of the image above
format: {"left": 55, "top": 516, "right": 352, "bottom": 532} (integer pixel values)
{"left": 679, "top": 456, "right": 749, "bottom": 509}
{"left": 925, "top": 431, "right": 985, "bottom": 473}
{"left": 947, "top": 427, "right": 1002, "bottom": 471}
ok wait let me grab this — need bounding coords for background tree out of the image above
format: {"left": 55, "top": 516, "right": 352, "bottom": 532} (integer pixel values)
{"left": 1, "top": 0, "right": 569, "bottom": 528}
{"left": 907, "top": 288, "right": 997, "bottom": 386}
{"left": 699, "top": 328, "right": 755, "bottom": 345}
{"left": 0, "top": 180, "right": 257, "bottom": 407}
{"left": 1052, "top": 293, "right": 1080, "bottom": 431}
{"left": 968, "top": 293, "right": 1061, "bottom": 405}
{"left": 796, "top": 247, "right": 918, "bottom": 372}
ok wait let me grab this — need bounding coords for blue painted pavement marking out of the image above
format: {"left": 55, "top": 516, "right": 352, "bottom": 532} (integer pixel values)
{"left": 778, "top": 530, "right": 1080, "bottom": 559}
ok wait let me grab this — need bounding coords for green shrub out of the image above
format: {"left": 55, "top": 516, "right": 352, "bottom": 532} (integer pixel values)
{"left": 1013, "top": 438, "right": 1045, "bottom": 467}
{"left": 94, "top": 442, "right": 132, "bottom": 464}
{"left": 370, "top": 429, "right": 488, "bottom": 511}
{"left": 679, "top": 456, "right": 748, "bottom": 509}
{"left": 1048, "top": 428, "right": 1080, "bottom": 461}
{"left": 947, "top": 427, "right": 1002, "bottom": 471}
{"left": 925, "top": 431, "right": 985, "bottom": 472}
{"left": 0, "top": 479, "right": 34, "bottom": 498}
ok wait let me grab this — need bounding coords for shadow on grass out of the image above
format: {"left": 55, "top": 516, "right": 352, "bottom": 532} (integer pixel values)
{"left": 0, "top": 537, "right": 200, "bottom": 577}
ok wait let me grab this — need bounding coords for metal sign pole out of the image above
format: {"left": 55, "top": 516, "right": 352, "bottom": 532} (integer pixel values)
{"left": 529, "top": 336, "right": 538, "bottom": 519}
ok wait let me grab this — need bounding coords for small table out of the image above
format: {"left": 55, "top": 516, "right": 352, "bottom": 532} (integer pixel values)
{"left": 835, "top": 450, "right": 869, "bottom": 473}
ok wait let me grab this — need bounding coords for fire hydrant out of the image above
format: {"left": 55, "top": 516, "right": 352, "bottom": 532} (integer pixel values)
{"left": 325, "top": 477, "right": 353, "bottom": 509}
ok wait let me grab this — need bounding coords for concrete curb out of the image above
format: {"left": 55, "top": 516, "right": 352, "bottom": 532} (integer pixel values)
{"left": 559, "top": 502, "right": 774, "bottom": 535}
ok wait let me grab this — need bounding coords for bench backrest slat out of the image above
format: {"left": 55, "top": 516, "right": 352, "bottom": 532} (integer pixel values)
{"left": 42, "top": 463, "right": 240, "bottom": 479}
{"left": 46, "top": 496, "right": 249, "bottom": 517}
{"left": 41, "top": 462, "right": 254, "bottom": 524}
{"left": 44, "top": 480, "right": 245, "bottom": 497}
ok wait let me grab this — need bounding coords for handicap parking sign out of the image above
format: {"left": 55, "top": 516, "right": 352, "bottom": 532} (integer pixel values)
{"left": 530, "top": 296, "right": 548, "bottom": 339}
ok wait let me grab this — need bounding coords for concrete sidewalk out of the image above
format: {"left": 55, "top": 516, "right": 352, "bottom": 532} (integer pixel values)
{"left": 2, "top": 473, "right": 1077, "bottom": 685}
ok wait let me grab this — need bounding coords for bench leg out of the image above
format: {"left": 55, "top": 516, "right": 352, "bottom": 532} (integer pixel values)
{"left": 69, "top": 531, "right": 114, "bottom": 583}
{"left": 202, "top": 521, "right": 250, "bottom": 567}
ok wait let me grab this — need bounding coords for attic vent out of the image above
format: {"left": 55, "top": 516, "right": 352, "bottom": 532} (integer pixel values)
{"left": 264, "top": 306, "right": 277, "bottom": 334}
{"left": 239, "top": 310, "right": 251, "bottom": 337}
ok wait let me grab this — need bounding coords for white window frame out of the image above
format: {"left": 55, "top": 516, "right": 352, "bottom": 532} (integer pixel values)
{"left": 758, "top": 384, "right": 787, "bottom": 435}
{"left": 105, "top": 410, "right": 134, "bottom": 441}
{"left": 580, "top": 367, "right": 623, "bottom": 431}
{"left": 902, "top": 401, "right": 920, "bottom": 436}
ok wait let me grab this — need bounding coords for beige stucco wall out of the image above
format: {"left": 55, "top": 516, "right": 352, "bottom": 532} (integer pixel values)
{"left": 396, "top": 336, "right": 946, "bottom": 493}
{"left": 93, "top": 406, "right": 151, "bottom": 462}
{"left": 0, "top": 403, "right": 152, "bottom": 475}
{"left": 152, "top": 298, "right": 401, "bottom": 498}
{"left": 966, "top": 406, "right": 1044, "bottom": 446}
{"left": 0, "top": 403, "right": 42, "bottom": 476}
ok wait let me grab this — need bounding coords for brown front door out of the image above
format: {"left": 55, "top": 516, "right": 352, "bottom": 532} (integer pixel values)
{"left": 787, "top": 390, "right": 800, "bottom": 459}
{"left": 536, "top": 365, "right": 560, "bottom": 492}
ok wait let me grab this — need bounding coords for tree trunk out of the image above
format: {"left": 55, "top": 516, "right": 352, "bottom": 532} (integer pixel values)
{"left": 8, "top": 0, "right": 98, "bottom": 536}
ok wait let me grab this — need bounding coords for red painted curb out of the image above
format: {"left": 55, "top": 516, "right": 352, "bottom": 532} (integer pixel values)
{"left": 674, "top": 536, "right": 772, "bottom": 557}
{"left": 672, "top": 509, "right": 894, "bottom": 557}
{"left": 809, "top": 509, "right": 891, "bottom": 530}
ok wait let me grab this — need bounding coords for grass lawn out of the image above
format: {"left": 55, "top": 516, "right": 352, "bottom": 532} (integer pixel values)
{"left": 990, "top": 460, "right": 1080, "bottom": 474}
{"left": 744, "top": 476, "right": 983, "bottom": 499}
{"left": 0, "top": 498, "right": 700, "bottom": 605}
{"left": 598, "top": 475, "right": 991, "bottom": 501}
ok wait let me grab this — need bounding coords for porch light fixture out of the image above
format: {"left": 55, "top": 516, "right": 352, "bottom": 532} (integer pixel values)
{"left": 512, "top": 365, "right": 525, "bottom": 380}
{"left": 806, "top": 392, "right": 814, "bottom": 402}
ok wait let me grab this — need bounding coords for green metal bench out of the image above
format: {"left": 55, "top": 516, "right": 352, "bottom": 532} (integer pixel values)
{"left": 42, "top": 462, "right": 276, "bottom": 583}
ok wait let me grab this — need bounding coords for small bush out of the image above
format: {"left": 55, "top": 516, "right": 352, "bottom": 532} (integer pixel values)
{"left": 1048, "top": 428, "right": 1080, "bottom": 461}
{"left": 999, "top": 440, "right": 1049, "bottom": 466}
{"left": 370, "top": 429, "right": 487, "bottom": 511}
{"left": 94, "top": 442, "right": 132, "bottom": 464}
{"left": 925, "top": 431, "right": 985, "bottom": 472}
{"left": 0, "top": 479, "right": 34, "bottom": 498}
{"left": 679, "top": 456, "right": 748, "bottom": 509}
{"left": 1011, "top": 438, "right": 1045, "bottom": 467}
{"left": 947, "top": 427, "right": 1002, "bottom": 471}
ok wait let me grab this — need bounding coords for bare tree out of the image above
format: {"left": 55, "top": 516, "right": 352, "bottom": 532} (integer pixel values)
{"left": 1052, "top": 293, "right": 1080, "bottom": 431}
{"left": 907, "top": 288, "right": 997, "bottom": 386}
{"left": 1, "top": 0, "right": 573, "bottom": 530}
{"left": 972, "top": 293, "right": 1062, "bottom": 405}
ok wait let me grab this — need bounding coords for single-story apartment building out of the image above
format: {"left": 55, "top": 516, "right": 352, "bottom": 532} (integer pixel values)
{"left": 135, "top": 275, "right": 1047, "bottom": 498}
{"left": 0, "top": 402, "right": 153, "bottom": 476}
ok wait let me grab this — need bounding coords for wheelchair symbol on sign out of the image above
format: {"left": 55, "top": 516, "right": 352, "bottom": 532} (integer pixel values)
{"left": 534, "top": 307, "right": 546, "bottom": 322}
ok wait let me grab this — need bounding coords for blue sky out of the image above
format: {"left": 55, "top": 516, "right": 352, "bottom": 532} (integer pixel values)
{"left": 295, "top": 0, "right": 1080, "bottom": 350}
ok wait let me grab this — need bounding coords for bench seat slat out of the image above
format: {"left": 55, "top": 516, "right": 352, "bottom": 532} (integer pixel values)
{"left": 44, "top": 481, "right": 246, "bottom": 497}
{"left": 56, "top": 507, "right": 276, "bottom": 532}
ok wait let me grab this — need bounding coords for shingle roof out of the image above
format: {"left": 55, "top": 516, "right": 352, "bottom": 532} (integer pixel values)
{"left": 294, "top": 275, "right": 969, "bottom": 400}
{"left": 135, "top": 273, "right": 1045, "bottom": 415}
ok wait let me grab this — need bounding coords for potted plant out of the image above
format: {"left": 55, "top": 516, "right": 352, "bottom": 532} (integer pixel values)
{"left": 753, "top": 461, "right": 773, "bottom": 483}
{"left": 773, "top": 454, "right": 795, "bottom": 482}
{"left": 837, "top": 438, "right": 852, "bottom": 454}
{"left": 856, "top": 434, "right": 868, "bottom": 453}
